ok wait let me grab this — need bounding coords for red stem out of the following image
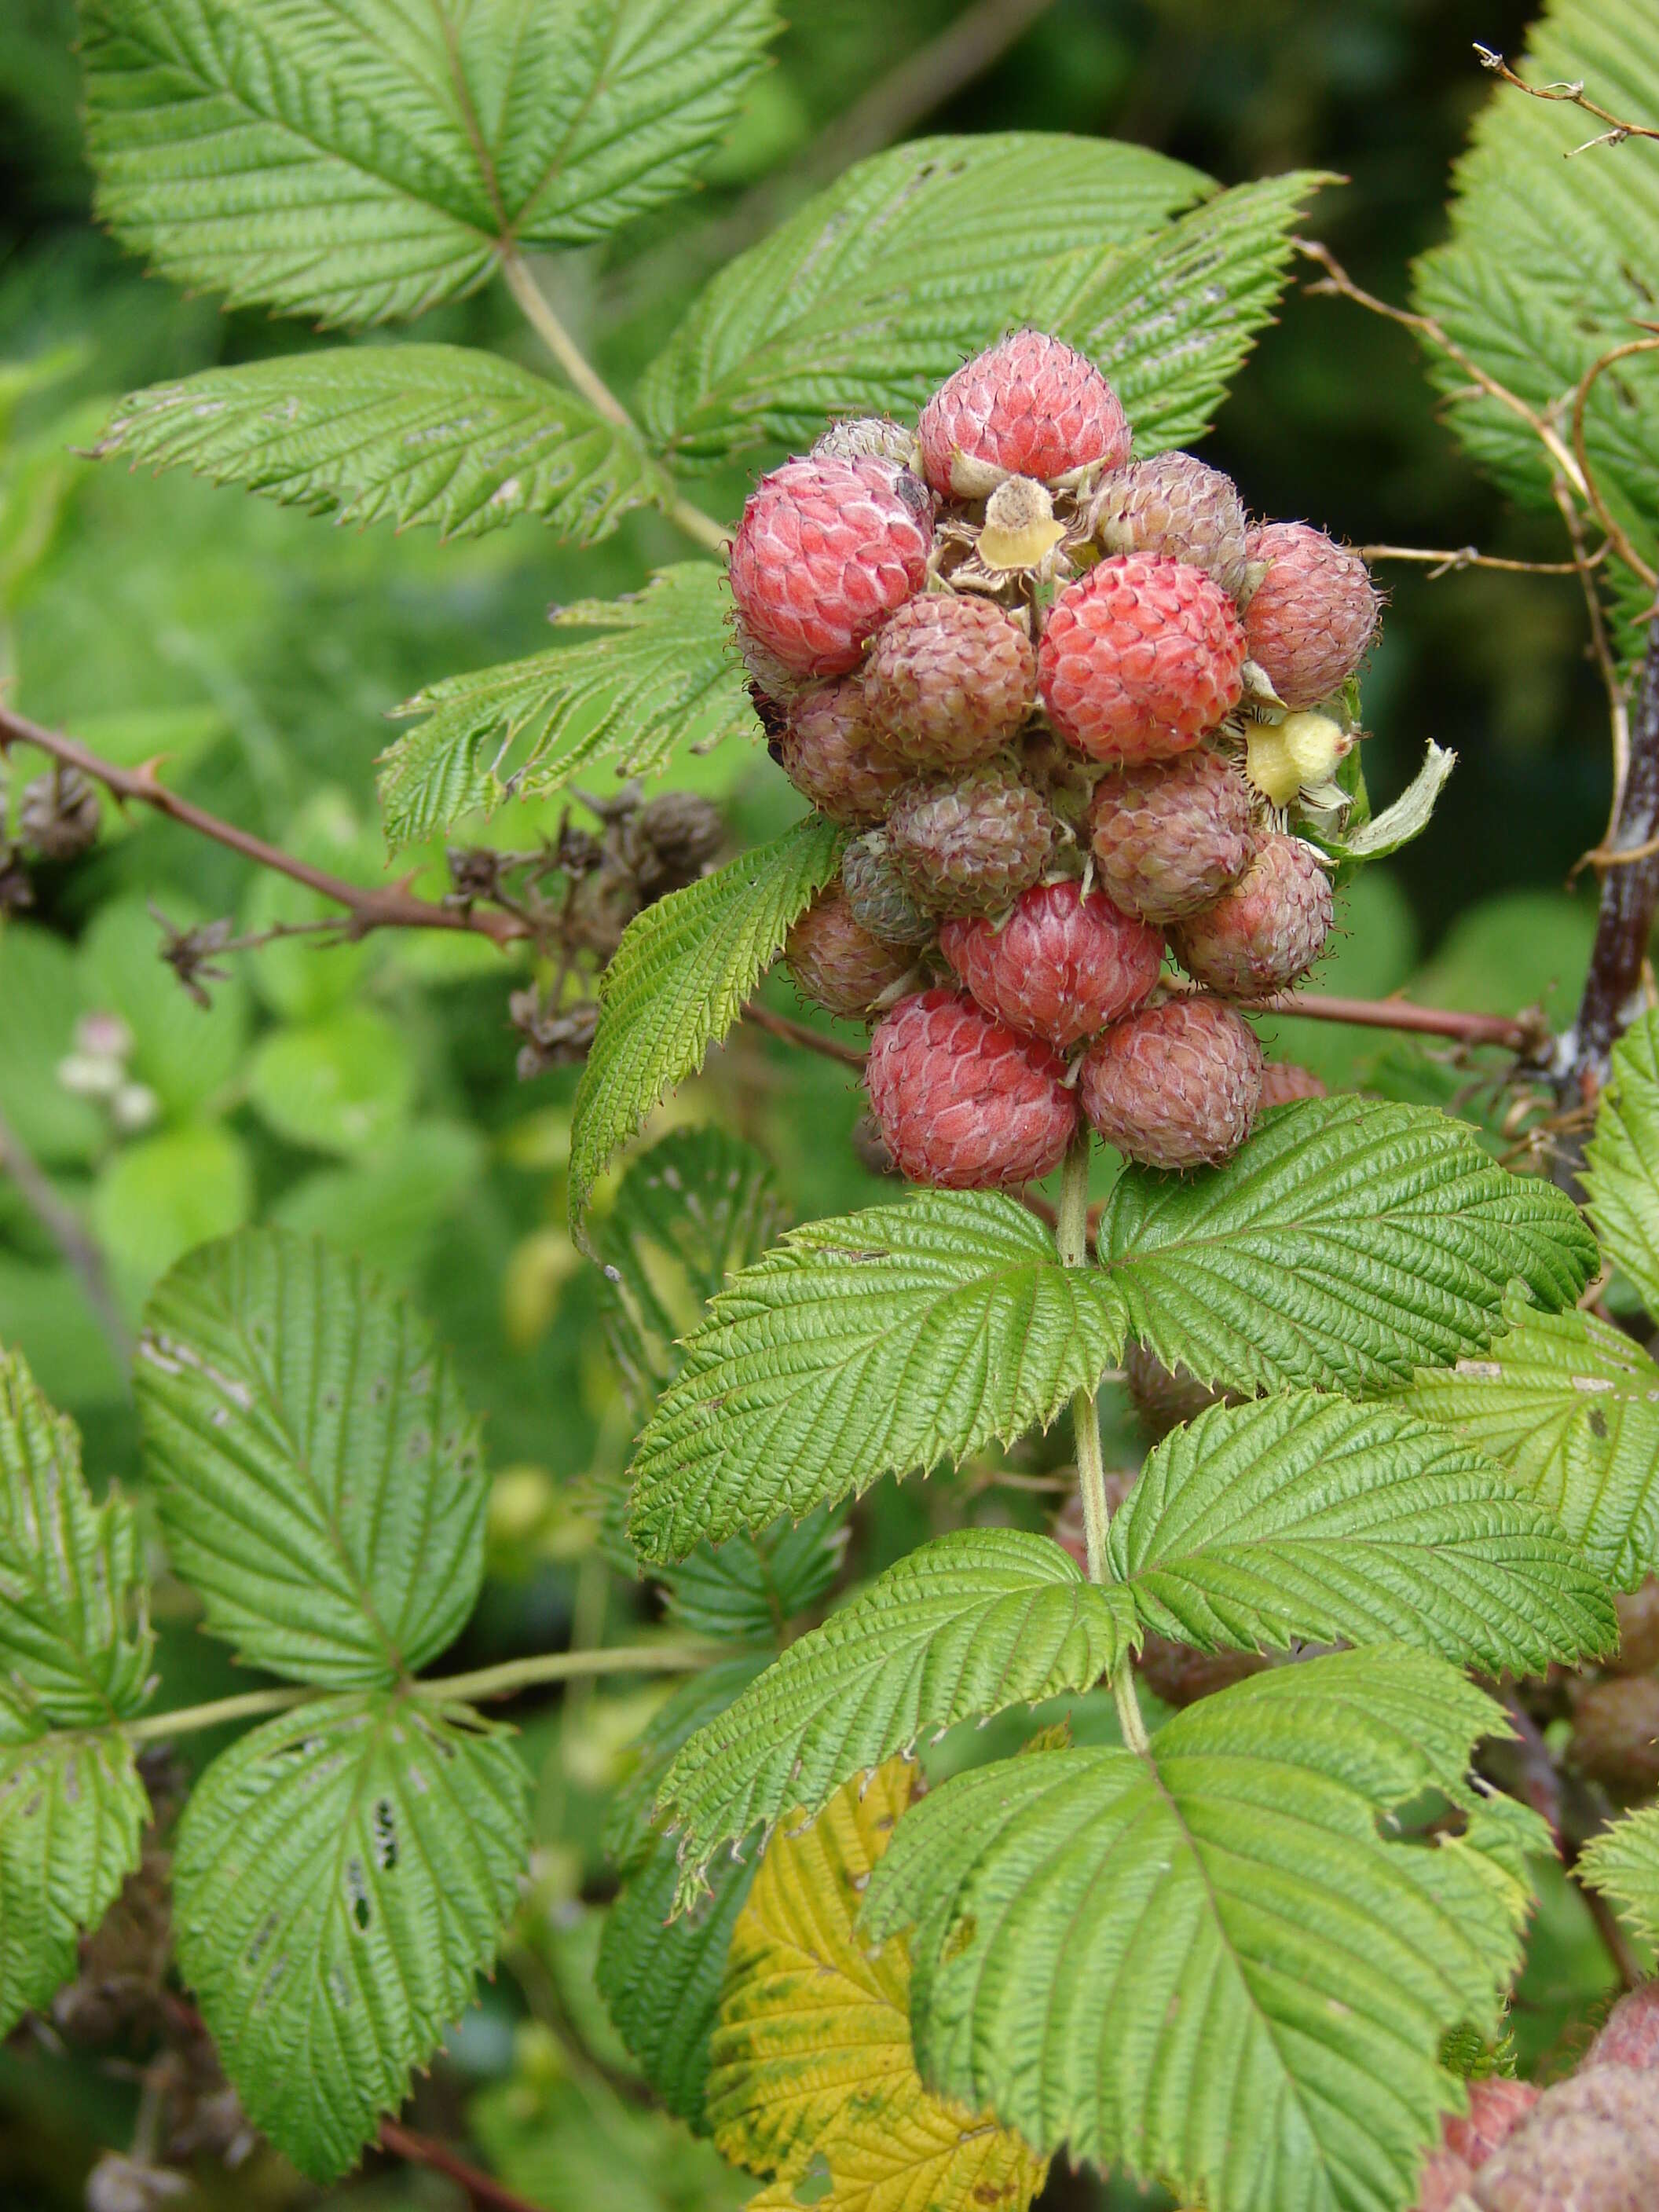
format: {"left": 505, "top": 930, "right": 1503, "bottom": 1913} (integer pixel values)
{"left": 377, "top": 2119, "right": 544, "bottom": 2212}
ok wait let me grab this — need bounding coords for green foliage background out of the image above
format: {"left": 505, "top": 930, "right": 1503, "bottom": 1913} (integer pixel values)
{"left": 0, "top": 1, "right": 1634, "bottom": 2206}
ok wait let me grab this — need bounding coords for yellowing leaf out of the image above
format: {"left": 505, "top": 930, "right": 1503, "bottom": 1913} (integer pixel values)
{"left": 708, "top": 1760, "right": 1046, "bottom": 2212}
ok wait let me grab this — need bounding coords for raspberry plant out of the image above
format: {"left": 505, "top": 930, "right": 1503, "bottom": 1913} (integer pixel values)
{"left": 4, "top": 3, "right": 1659, "bottom": 2210}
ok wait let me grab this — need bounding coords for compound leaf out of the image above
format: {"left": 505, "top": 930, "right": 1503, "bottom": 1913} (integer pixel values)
{"left": 626, "top": 1192, "right": 1128, "bottom": 1562}
{"left": 1110, "top": 1390, "right": 1614, "bottom": 1672}
{"left": 641, "top": 133, "right": 1207, "bottom": 466}
{"left": 379, "top": 563, "right": 753, "bottom": 848}
{"left": 0, "top": 1346, "right": 152, "bottom": 1737}
{"left": 1021, "top": 170, "right": 1332, "bottom": 453}
{"left": 657, "top": 1529, "right": 1133, "bottom": 1906}
{"left": 1097, "top": 1097, "right": 1597, "bottom": 1397}
{"left": 95, "top": 346, "right": 670, "bottom": 543}
{"left": 658, "top": 1507, "right": 846, "bottom": 1645}
{"left": 136, "top": 1229, "right": 487, "bottom": 1686}
{"left": 1579, "top": 1803, "right": 1659, "bottom": 1947}
{"left": 82, "top": 0, "right": 778, "bottom": 325}
{"left": 864, "top": 1650, "right": 1544, "bottom": 2212}
{"left": 1584, "top": 1007, "right": 1659, "bottom": 1317}
{"left": 1398, "top": 1289, "right": 1659, "bottom": 1588}
{"left": 708, "top": 1760, "right": 1048, "bottom": 2212}
{"left": 0, "top": 1733, "right": 148, "bottom": 2038}
{"left": 173, "top": 1692, "right": 529, "bottom": 2181}
{"left": 1412, "top": 0, "right": 1659, "bottom": 630}
{"left": 569, "top": 816, "right": 844, "bottom": 1230}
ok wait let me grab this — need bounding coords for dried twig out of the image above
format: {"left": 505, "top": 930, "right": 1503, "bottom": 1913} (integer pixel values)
{"left": 1359, "top": 543, "right": 1596, "bottom": 579}
{"left": 0, "top": 1100, "right": 131, "bottom": 1371}
{"left": 1475, "top": 42, "right": 1659, "bottom": 156}
{"left": 1571, "top": 336, "right": 1659, "bottom": 591}
{"left": 0, "top": 698, "right": 527, "bottom": 947}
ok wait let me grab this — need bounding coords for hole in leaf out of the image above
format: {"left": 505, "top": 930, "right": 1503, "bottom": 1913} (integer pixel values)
{"left": 791, "top": 2153, "right": 833, "bottom": 2207}
{"left": 373, "top": 1797, "right": 398, "bottom": 1870}
{"left": 346, "top": 1856, "right": 372, "bottom": 1930}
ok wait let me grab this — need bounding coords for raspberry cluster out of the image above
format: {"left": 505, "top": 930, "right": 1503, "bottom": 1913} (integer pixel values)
{"left": 732, "top": 331, "right": 1379, "bottom": 1188}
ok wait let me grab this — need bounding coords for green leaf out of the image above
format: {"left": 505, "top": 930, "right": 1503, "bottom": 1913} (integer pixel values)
{"left": 864, "top": 1650, "right": 1545, "bottom": 2212}
{"left": 172, "top": 1692, "right": 529, "bottom": 2181}
{"left": 1020, "top": 171, "right": 1333, "bottom": 454}
{"left": 594, "top": 1126, "right": 787, "bottom": 1415}
{"left": 95, "top": 346, "right": 670, "bottom": 544}
{"left": 1584, "top": 1007, "right": 1659, "bottom": 1316}
{"left": 1578, "top": 1802, "right": 1659, "bottom": 1946}
{"left": 0, "top": 1347, "right": 152, "bottom": 1737}
{"left": 0, "top": 925, "right": 101, "bottom": 1169}
{"left": 379, "top": 564, "right": 753, "bottom": 848}
{"left": 1397, "top": 1290, "right": 1659, "bottom": 1588}
{"left": 1110, "top": 1390, "right": 1613, "bottom": 1673}
{"left": 1097, "top": 1097, "right": 1597, "bottom": 1395}
{"left": 82, "top": 0, "right": 779, "bottom": 327}
{"left": 626, "top": 1192, "right": 1127, "bottom": 1562}
{"left": 91, "top": 1122, "right": 255, "bottom": 1295}
{"left": 247, "top": 1008, "right": 416, "bottom": 1158}
{"left": 640, "top": 133, "right": 1207, "bottom": 466}
{"left": 0, "top": 1732, "right": 148, "bottom": 2038}
{"left": 1309, "top": 742, "right": 1457, "bottom": 865}
{"left": 657, "top": 1529, "right": 1134, "bottom": 1905}
{"left": 659, "top": 1507, "right": 846, "bottom": 1644}
{"left": 1412, "top": 0, "right": 1659, "bottom": 612}
{"left": 135, "top": 1228, "right": 487, "bottom": 1686}
{"left": 597, "top": 1833, "right": 756, "bottom": 2131}
{"left": 569, "top": 816, "right": 844, "bottom": 1232}
{"left": 270, "top": 1122, "right": 484, "bottom": 1285}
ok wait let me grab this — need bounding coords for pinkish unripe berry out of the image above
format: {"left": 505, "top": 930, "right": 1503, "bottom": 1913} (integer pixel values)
{"left": 1569, "top": 1675, "right": 1659, "bottom": 1796}
{"left": 1259, "top": 1060, "right": 1328, "bottom": 1109}
{"left": 1087, "top": 749, "right": 1254, "bottom": 924}
{"left": 1038, "top": 555, "right": 1246, "bottom": 764}
{"left": 729, "top": 454, "right": 933, "bottom": 679}
{"left": 918, "top": 331, "right": 1130, "bottom": 498}
{"left": 940, "top": 881, "right": 1163, "bottom": 1050}
{"left": 1589, "top": 1985, "right": 1659, "bottom": 2074}
{"left": 811, "top": 417, "right": 922, "bottom": 471}
{"left": 840, "top": 830, "right": 936, "bottom": 947}
{"left": 776, "top": 682, "right": 911, "bottom": 826}
{"left": 863, "top": 593, "right": 1037, "bottom": 769}
{"left": 1609, "top": 1580, "right": 1659, "bottom": 1675}
{"left": 866, "top": 987, "right": 1077, "bottom": 1188}
{"left": 1123, "top": 1339, "right": 1229, "bottom": 1441}
{"left": 1243, "top": 521, "right": 1380, "bottom": 709}
{"left": 886, "top": 767, "right": 1060, "bottom": 917}
{"left": 1170, "top": 833, "right": 1334, "bottom": 999}
{"left": 1089, "top": 453, "right": 1251, "bottom": 598}
{"left": 785, "top": 888, "right": 916, "bottom": 1019}
{"left": 1467, "top": 2066, "right": 1659, "bottom": 2210}
{"left": 1079, "top": 995, "right": 1263, "bottom": 1170}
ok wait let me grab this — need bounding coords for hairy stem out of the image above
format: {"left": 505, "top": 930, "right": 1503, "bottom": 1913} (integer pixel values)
{"left": 119, "top": 1643, "right": 716, "bottom": 1745}
{"left": 1553, "top": 615, "right": 1659, "bottom": 1167}
{"left": 0, "top": 701, "right": 525, "bottom": 945}
{"left": 499, "top": 247, "right": 729, "bottom": 558}
{"left": 1055, "top": 1136, "right": 1152, "bottom": 1756}
{"left": 744, "top": 1002, "right": 871, "bottom": 1068}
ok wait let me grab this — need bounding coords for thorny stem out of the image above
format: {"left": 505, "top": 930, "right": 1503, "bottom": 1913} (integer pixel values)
{"left": 499, "top": 248, "right": 730, "bottom": 559}
{"left": 117, "top": 1643, "right": 718, "bottom": 1745}
{"left": 1055, "top": 1134, "right": 1152, "bottom": 1757}
{"left": 1358, "top": 542, "right": 1595, "bottom": 578}
{"left": 744, "top": 1002, "right": 871, "bottom": 1068}
{"left": 0, "top": 698, "right": 526, "bottom": 946}
{"left": 1474, "top": 42, "right": 1659, "bottom": 155}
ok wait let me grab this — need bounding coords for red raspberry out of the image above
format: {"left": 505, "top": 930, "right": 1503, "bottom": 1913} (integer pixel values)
{"left": 776, "top": 682, "right": 911, "bottom": 826}
{"left": 887, "top": 767, "right": 1059, "bottom": 917}
{"left": 1609, "top": 1580, "right": 1659, "bottom": 1675}
{"left": 728, "top": 455, "right": 933, "bottom": 679}
{"left": 733, "top": 613, "right": 807, "bottom": 709}
{"left": 1259, "top": 1060, "right": 1328, "bottom": 1108}
{"left": 785, "top": 888, "right": 916, "bottom": 1019}
{"left": 840, "top": 830, "right": 936, "bottom": 947}
{"left": 1038, "top": 555, "right": 1246, "bottom": 764}
{"left": 863, "top": 593, "right": 1036, "bottom": 769}
{"left": 1079, "top": 996, "right": 1262, "bottom": 1170}
{"left": 918, "top": 331, "right": 1130, "bottom": 498}
{"left": 1123, "top": 1339, "right": 1229, "bottom": 1441}
{"left": 1170, "top": 833, "right": 1333, "bottom": 998}
{"left": 1089, "top": 453, "right": 1251, "bottom": 599}
{"left": 1465, "top": 2066, "right": 1659, "bottom": 2210}
{"left": 1590, "top": 1985, "right": 1659, "bottom": 2073}
{"left": 1243, "top": 521, "right": 1380, "bottom": 709}
{"left": 866, "top": 988, "right": 1078, "bottom": 1188}
{"left": 1443, "top": 2078, "right": 1540, "bottom": 2171}
{"left": 1088, "top": 749, "right": 1254, "bottom": 923}
{"left": 940, "top": 881, "right": 1163, "bottom": 1050}
{"left": 1569, "top": 1676, "right": 1659, "bottom": 1795}
{"left": 1412, "top": 2145, "right": 1476, "bottom": 2212}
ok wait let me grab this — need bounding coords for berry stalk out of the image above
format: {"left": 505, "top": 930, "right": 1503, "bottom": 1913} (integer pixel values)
{"left": 1055, "top": 1132, "right": 1151, "bottom": 1756}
